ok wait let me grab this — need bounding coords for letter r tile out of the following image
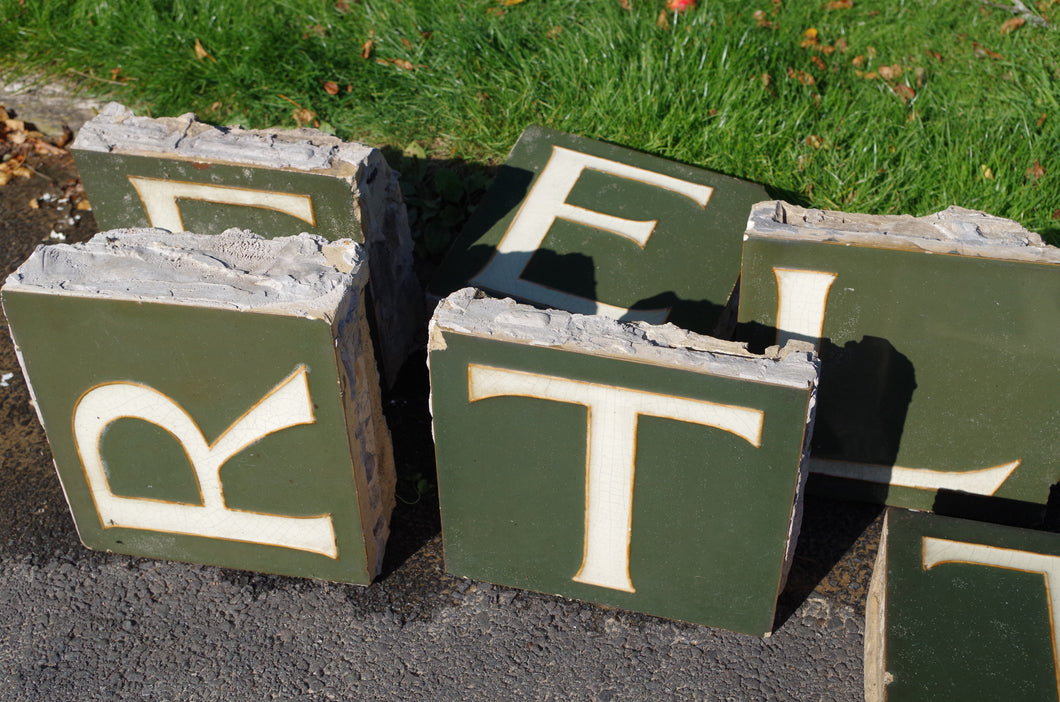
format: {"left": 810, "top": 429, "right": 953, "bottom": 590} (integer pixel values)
{"left": 428, "top": 289, "right": 819, "bottom": 636}
{"left": 429, "top": 126, "right": 769, "bottom": 335}
{"left": 2, "top": 230, "right": 396, "bottom": 584}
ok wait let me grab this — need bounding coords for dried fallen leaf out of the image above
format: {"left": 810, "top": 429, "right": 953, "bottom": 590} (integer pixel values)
{"left": 323, "top": 81, "right": 340, "bottom": 95}
{"left": 825, "top": 0, "right": 853, "bottom": 8}
{"left": 547, "top": 26, "right": 562, "bottom": 38}
{"left": 973, "top": 42, "right": 1004, "bottom": 60}
{"left": 811, "top": 55, "right": 827, "bottom": 70}
{"left": 1037, "top": 112, "right": 1047, "bottom": 127}
{"left": 1000, "top": 17, "right": 1026, "bottom": 34}
{"left": 376, "top": 58, "right": 423, "bottom": 70}
{"left": 292, "top": 108, "right": 317, "bottom": 128}
{"left": 787, "top": 67, "right": 816, "bottom": 85}
{"left": 852, "top": 55, "right": 865, "bottom": 68}
{"left": 1053, "top": 209, "right": 1060, "bottom": 221}
{"left": 980, "top": 164, "right": 994, "bottom": 179}
{"left": 925, "top": 49, "right": 943, "bottom": 61}
{"left": 503, "top": 0, "right": 526, "bottom": 4}
{"left": 194, "top": 39, "right": 216, "bottom": 63}
{"left": 879, "top": 64, "right": 902, "bottom": 80}
{"left": 76, "top": 199, "right": 92, "bottom": 211}
{"left": 761, "top": 72, "right": 772, "bottom": 88}
{"left": 893, "top": 83, "right": 916, "bottom": 103}
{"left": 110, "top": 67, "right": 123, "bottom": 81}
{"left": 835, "top": 37, "right": 848, "bottom": 53}
{"left": 800, "top": 27, "right": 819, "bottom": 48}
{"left": 1026, "top": 160, "right": 1046, "bottom": 180}
{"left": 618, "top": 0, "right": 631, "bottom": 9}
{"left": 336, "top": 0, "right": 351, "bottom": 12}
{"left": 361, "top": 39, "right": 374, "bottom": 59}
{"left": 657, "top": 9, "right": 670, "bottom": 29}
{"left": 806, "top": 134, "right": 824, "bottom": 149}
{"left": 28, "top": 198, "right": 39, "bottom": 209}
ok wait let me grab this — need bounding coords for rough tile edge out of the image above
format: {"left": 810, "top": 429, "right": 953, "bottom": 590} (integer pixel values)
{"left": 747, "top": 200, "right": 1060, "bottom": 264}
{"left": 71, "top": 102, "right": 372, "bottom": 174}
{"left": 427, "top": 287, "right": 820, "bottom": 390}
{"left": 864, "top": 509, "right": 890, "bottom": 702}
{"left": 2, "top": 228, "right": 368, "bottom": 322}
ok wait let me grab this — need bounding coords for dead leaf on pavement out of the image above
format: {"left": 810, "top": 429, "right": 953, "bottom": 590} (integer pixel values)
{"left": 323, "top": 81, "right": 340, "bottom": 95}
{"left": 1000, "top": 17, "right": 1026, "bottom": 34}
{"left": 194, "top": 39, "right": 216, "bottom": 63}
{"left": 1026, "top": 160, "right": 1046, "bottom": 180}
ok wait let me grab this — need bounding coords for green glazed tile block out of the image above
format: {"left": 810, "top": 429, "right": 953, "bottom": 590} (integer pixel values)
{"left": 72, "top": 102, "right": 421, "bottom": 386}
{"left": 428, "top": 288, "right": 819, "bottom": 636}
{"left": 866, "top": 508, "right": 1060, "bottom": 701}
{"left": 2, "top": 229, "right": 395, "bottom": 583}
{"left": 429, "top": 125, "right": 769, "bottom": 335}
{"left": 738, "top": 201, "right": 1060, "bottom": 512}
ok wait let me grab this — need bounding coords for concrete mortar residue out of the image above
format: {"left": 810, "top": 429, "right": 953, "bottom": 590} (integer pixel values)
{"left": 72, "top": 102, "right": 370, "bottom": 174}
{"left": 4, "top": 228, "right": 368, "bottom": 321}
{"left": 749, "top": 200, "right": 1060, "bottom": 263}
{"left": 429, "top": 288, "right": 819, "bottom": 390}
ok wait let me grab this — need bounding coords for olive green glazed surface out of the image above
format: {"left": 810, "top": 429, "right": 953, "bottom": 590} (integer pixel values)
{"left": 429, "top": 125, "right": 768, "bottom": 334}
{"left": 2, "top": 291, "right": 373, "bottom": 583}
{"left": 429, "top": 332, "right": 813, "bottom": 636}
{"left": 738, "top": 237, "right": 1060, "bottom": 512}
{"left": 72, "top": 150, "right": 362, "bottom": 241}
{"left": 880, "top": 508, "right": 1060, "bottom": 701}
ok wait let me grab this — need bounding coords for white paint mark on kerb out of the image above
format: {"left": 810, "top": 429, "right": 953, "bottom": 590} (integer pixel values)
{"left": 810, "top": 458, "right": 1020, "bottom": 496}
{"left": 468, "top": 364, "right": 763, "bottom": 593}
{"left": 772, "top": 268, "right": 837, "bottom": 348}
{"left": 923, "top": 536, "right": 1060, "bottom": 697}
{"left": 72, "top": 365, "right": 338, "bottom": 557}
{"left": 128, "top": 177, "right": 315, "bottom": 232}
{"left": 470, "top": 146, "right": 714, "bottom": 323}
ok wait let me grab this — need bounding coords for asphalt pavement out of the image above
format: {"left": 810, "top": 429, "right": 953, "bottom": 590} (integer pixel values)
{"left": 0, "top": 81, "right": 881, "bottom": 701}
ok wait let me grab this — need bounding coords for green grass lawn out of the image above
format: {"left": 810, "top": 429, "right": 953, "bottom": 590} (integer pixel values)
{"left": 2, "top": 0, "right": 1058, "bottom": 246}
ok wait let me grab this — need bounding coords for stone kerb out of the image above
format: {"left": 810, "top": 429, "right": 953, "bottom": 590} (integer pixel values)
{"left": 71, "top": 102, "right": 421, "bottom": 387}
{"left": 427, "top": 288, "right": 819, "bottom": 636}
{"left": 737, "top": 201, "right": 1060, "bottom": 514}
{"left": 2, "top": 229, "right": 395, "bottom": 584}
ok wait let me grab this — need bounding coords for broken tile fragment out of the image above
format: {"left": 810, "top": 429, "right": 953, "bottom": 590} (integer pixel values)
{"left": 72, "top": 102, "right": 421, "bottom": 385}
{"left": 428, "top": 125, "right": 769, "bottom": 335}
{"left": 867, "top": 508, "right": 1060, "bottom": 701}
{"left": 428, "top": 288, "right": 818, "bottom": 635}
{"left": 2, "top": 229, "right": 395, "bottom": 583}
{"left": 738, "top": 201, "right": 1060, "bottom": 512}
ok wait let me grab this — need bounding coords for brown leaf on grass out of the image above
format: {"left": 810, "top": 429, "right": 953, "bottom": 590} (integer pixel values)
{"left": 547, "top": 26, "right": 562, "bottom": 38}
{"left": 925, "top": 49, "right": 943, "bottom": 61}
{"left": 973, "top": 42, "right": 1004, "bottom": 59}
{"left": 878, "top": 64, "right": 902, "bottom": 80}
{"left": 893, "top": 83, "right": 916, "bottom": 103}
{"left": 1053, "top": 209, "right": 1060, "bottom": 221}
{"left": 809, "top": 55, "right": 825, "bottom": 70}
{"left": 1000, "top": 17, "right": 1026, "bottom": 34}
{"left": 1037, "top": 112, "right": 1047, "bottom": 126}
{"left": 292, "top": 108, "right": 317, "bottom": 128}
{"left": 980, "top": 164, "right": 994, "bottom": 179}
{"left": 503, "top": 0, "right": 526, "bottom": 4}
{"left": 486, "top": 7, "right": 506, "bottom": 16}
{"left": 806, "top": 134, "right": 824, "bottom": 149}
{"left": 800, "top": 28, "right": 819, "bottom": 48}
{"left": 194, "top": 39, "right": 216, "bottom": 63}
{"left": 835, "top": 37, "right": 848, "bottom": 53}
{"left": 753, "top": 10, "right": 778, "bottom": 28}
{"left": 323, "top": 81, "right": 340, "bottom": 95}
{"left": 852, "top": 55, "right": 865, "bottom": 68}
{"left": 787, "top": 67, "right": 816, "bottom": 85}
{"left": 824, "top": 0, "right": 853, "bottom": 8}
{"left": 335, "top": 0, "right": 351, "bottom": 12}
{"left": 1026, "top": 160, "right": 1046, "bottom": 180}
{"left": 376, "top": 58, "right": 424, "bottom": 70}
{"left": 761, "top": 72, "right": 772, "bottom": 88}
{"left": 361, "top": 39, "right": 374, "bottom": 59}
{"left": 657, "top": 10, "right": 670, "bottom": 30}
{"left": 617, "top": 0, "right": 631, "bottom": 9}
{"left": 109, "top": 67, "right": 123, "bottom": 81}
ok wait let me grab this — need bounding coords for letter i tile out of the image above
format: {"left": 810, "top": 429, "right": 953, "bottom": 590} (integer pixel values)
{"left": 428, "top": 289, "right": 819, "bottom": 636}
{"left": 2, "top": 230, "right": 395, "bottom": 584}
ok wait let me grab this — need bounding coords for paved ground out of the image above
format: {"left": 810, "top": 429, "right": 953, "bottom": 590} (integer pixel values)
{"left": 0, "top": 84, "right": 882, "bottom": 701}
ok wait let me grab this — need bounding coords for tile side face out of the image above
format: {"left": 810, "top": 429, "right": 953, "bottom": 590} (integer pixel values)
{"left": 738, "top": 204, "right": 1060, "bottom": 511}
{"left": 881, "top": 509, "right": 1060, "bottom": 701}
{"left": 429, "top": 321, "right": 815, "bottom": 636}
{"left": 430, "top": 126, "right": 769, "bottom": 334}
